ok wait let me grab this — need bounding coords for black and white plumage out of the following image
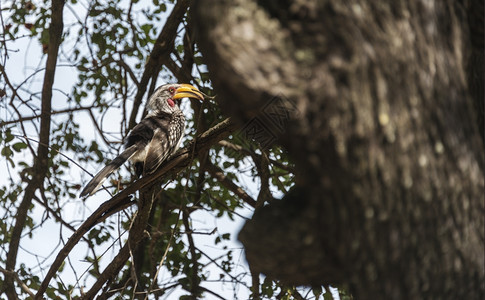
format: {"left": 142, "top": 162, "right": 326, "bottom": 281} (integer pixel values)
{"left": 80, "top": 83, "right": 204, "bottom": 198}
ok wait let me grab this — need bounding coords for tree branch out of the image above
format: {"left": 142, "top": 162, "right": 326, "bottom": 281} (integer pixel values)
{"left": 81, "top": 243, "right": 131, "bottom": 300}
{"left": 4, "top": 1, "right": 65, "bottom": 298}
{"left": 81, "top": 186, "right": 156, "bottom": 300}
{"left": 128, "top": 0, "right": 190, "bottom": 129}
{"left": 0, "top": 267, "right": 35, "bottom": 298}
{"left": 182, "top": 211, "right": 201, "bottom": 297}
{"left": 205, "top": 161, "right": 257, "bottom": 208}
{"left": 35, "top": 118, "right": 235, "bottom": 298}
{"left": 218, "top": 140, "right": 295, "bottom": 173}
{"left": 0, "top": 106, "right": 91, "bottom": 127}
{"left": 254, "top": 150, "right": 271, "bottom": 208}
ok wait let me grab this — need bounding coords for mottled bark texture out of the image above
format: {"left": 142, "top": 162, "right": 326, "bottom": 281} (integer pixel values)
{"left": 193, "top": 1, "right": 484, "bottom": 299}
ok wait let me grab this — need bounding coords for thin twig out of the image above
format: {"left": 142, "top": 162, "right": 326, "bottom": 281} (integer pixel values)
{"left": 205, "top": 161, "right": 257, "bottom": 208}
{"left": 182, "top": 210, "right": 201, "bottom": 297}
{"left": 145, "top": 209, "right": 180, "bottom": 300}
{"left": 218, "top": 140, "right": 295, "bottom": 173}
{"left": 0, "top": 106, "right": 91, "bottom": 127}
{"left": 0, "top": 267, "right": 35, "bottom": 298}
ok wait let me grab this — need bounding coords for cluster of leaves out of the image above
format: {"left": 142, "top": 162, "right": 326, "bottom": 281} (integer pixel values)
{"left": 0, "top": 0, "right": 347, "bottom": 299}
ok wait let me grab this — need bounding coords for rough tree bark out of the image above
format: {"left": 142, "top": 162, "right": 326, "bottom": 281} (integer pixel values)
{"left": 193, "top": 1, "right": 484, "bottom": 299}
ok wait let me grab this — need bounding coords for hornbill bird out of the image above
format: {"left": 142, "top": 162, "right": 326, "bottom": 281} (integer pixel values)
{"left": 80, "top": 83, "right": 205, "bottom": 198}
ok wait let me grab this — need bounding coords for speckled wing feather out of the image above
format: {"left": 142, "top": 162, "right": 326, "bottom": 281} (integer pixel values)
{"left": 143, "top": 112, "right": 185, "bottom": 174}
{"left": 143, "top": 128, "right": 171, "bottom": 174}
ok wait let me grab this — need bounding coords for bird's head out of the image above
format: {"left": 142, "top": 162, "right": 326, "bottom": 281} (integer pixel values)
{"left": 147, "top": 83, "right": 205, "bottom": 113}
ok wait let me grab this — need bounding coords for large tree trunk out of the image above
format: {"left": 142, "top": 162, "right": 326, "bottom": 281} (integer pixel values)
{"left": 192, "top": 1, "right": 484, "bottom": 299}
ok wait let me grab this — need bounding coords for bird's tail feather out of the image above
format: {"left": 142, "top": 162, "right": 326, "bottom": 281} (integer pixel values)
{"left": 80, "top": 146, "right": 138, "bottom": 198}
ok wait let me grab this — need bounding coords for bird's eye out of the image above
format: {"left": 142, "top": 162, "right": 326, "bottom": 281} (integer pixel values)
{"left": 169, "top": 87, "right": 175, "bottom": 94}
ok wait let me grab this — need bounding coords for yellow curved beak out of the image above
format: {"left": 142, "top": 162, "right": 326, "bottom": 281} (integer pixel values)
{"left": 173, "top": 84, "right": 204, "bottom": 101}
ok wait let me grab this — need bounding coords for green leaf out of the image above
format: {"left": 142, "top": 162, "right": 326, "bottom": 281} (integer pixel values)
{"left": 12, "top": 142, "right": 27, "bottom": 152}
{"left": 1, "top": 146, "right": 13, "bottom": 157}
{"left": 4, "top": 129, "right": 14, "bottom": 143}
